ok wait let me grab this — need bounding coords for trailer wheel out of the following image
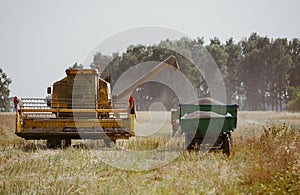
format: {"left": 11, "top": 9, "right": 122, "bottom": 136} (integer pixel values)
{"left": 229, "top": 132, "right": 233, "bottom": 146}
{"left": 222, "top": 134, "right": 231, "bottom": 156}
{"left": 185, "top": 133, "right": 197, "bottom": 151}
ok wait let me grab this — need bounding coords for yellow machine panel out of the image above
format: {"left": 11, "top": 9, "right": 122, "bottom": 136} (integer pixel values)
{"left": 15, "top": 68, "right": 133, "bottom": 147}
{"left": 15, "top": 56, "right": 180, "bottom": 148}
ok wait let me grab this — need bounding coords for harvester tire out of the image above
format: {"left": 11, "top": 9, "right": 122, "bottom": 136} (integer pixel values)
{"left": 185, "top": 133, "right": 195, "bottom": 151}
{"left": 103, "top": 137, "right": 115, "bottom": 148}
{"left": 47, "top": 138, "right": 62, "bottom": 148}
{"left": 62, "top": 139, "right": 71, "bottom": 148}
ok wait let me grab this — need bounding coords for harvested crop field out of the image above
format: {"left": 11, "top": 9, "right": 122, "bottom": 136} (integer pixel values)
{"left": 0, "top": 111, "right": 300, "bottom": 194}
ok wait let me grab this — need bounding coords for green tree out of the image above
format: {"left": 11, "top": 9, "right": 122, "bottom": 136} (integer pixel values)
{"left": 0, "top": 68, "right": 12, "bottom": 111}
{"left": 240, "top": 49, "right": 268, "bottom": 110}
{"left": 89, "top": 34, "right": 300, "bottom": 111}
{"left": 206, "top": 37, "right": 228, "bottom": 78}
{"left": 286, "top": 38, "right": 300, "bottom": 111}
{"left": 206, "top": 37, "right": 229, "bottom": 102}
{"left": 225, "top": 38, "right": 243, "bottom": 104}
{"left": 288, "top": 38, "right": 300, "bottom": 88}
{"left": 239, "top": 33, "right": 270, "bottom": 110}
{"left": 287, "top": 86, "right": 300, "bottom": 102}
{"left": 286, "top": 90, "right": 300, "bottom": 111}
{"left": 96, "top": 40, "right": 206, "bottom": 110}
{"left": 90, "top": 52, "right": 113, "bottom": 72}
{"left": 267, "top": 38, "right": 292, "bottom": 111}
{"left": 69, "top": 62, "right": 84, "bottom": 69}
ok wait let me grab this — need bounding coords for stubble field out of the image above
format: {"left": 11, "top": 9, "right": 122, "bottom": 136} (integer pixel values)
{"left": 0, "top": 111, "right": 300, "bottom": 194}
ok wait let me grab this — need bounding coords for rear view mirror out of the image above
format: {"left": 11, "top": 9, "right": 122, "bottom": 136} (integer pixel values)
{"left": 47, "top": 87, "right": 51, "bottom": 94}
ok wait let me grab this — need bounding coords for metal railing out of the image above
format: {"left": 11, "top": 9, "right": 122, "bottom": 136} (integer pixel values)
{"left": 19, "top": 98, "right": 129, "bottom": 119}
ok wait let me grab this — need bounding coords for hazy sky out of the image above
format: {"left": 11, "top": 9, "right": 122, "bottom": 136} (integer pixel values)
{"left": 1, "top": 0, "right": 299, "bottom": 98}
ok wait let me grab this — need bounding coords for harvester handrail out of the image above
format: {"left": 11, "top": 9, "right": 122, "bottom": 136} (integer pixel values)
{"left": 19, "top": 98, "right": 129, "bottom": 113}
{"left": 20, "top": 108, "right": 128, "bottom": 113}
{"left": 19, "top": 97, "right": 128, "bottom": 109}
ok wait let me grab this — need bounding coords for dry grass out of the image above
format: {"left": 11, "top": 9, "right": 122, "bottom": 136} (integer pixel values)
{"left": 0, "top": 111, "right": 300, "bottom": 194}
{"left": 233, "top": 123, "right": 300, "bottom": 193}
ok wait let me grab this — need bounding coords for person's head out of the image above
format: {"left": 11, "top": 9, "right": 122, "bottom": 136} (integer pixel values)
{"left": 129, "top": 96, "right": 134, "bottom": 107}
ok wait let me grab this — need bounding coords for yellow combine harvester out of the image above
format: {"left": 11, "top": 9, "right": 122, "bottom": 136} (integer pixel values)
{"left": 15, "top": 56, "right": 179, "bottom": 147}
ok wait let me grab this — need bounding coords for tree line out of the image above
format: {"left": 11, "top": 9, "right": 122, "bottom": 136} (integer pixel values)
{"left": 92, "top": 33, "right": 300, "bottom": 111}
{"left": 0, "top": 68, "right": 12, "bottom": 111}
{"left": 1, "top": 33, "right": 300, "bottom": 111}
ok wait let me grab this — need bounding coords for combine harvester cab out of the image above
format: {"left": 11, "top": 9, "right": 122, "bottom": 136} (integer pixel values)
{"left": 15, "top": 56, "right": 180, "bottom": 148}
{"left": 15, "top": 69, "right": 132, "bottom": 148}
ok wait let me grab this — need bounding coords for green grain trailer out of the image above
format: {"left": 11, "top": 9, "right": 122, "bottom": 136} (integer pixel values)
{"left": 178, "top": 103, "right": 238, "bottom": 155}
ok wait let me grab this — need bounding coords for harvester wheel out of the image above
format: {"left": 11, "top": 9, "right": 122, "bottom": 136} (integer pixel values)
{"left": 103, "top": 137, "right": 115, "bottom": 148}
{"left": 62, "top": 139, "right": 71, "bottom": 148}
{"left": 185, "top": 133, "right": 195, "bottom": 151}
{"left": 47, "top": 138, "right": 62, "bottom": 148}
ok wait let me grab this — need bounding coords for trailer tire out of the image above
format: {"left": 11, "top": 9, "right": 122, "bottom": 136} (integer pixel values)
{"left": 222, "top": 134, "right": 231, "bottom": 156}
{"left": 229, "top": 132, "right": 233, "bottom": 146}
{"left": 185, "top": 133, "right": 198, "bottom": 151}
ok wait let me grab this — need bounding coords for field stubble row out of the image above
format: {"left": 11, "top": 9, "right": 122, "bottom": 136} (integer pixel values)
{"left": 0, "top": 111, "right": 299, "bottom": 194}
